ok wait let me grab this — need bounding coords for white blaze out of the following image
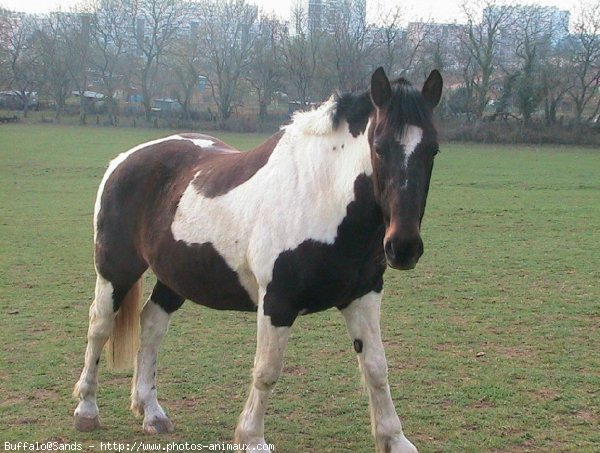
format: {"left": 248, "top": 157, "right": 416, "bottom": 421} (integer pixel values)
{"left": 399, "top": 125, "right": 423, "bottom": 167}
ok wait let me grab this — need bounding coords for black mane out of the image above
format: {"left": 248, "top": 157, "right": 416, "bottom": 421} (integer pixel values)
{"left": 332, "top": 77, "right": 434, "bottom": 138}
{"left": 332, "top": 91, "right": 373, "bottom": 137}
{"left": 387, "top": 79, "right": 433, "bottom": 134}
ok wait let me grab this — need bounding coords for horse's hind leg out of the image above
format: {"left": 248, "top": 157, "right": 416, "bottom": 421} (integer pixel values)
{"left": 131, "top": 281, "right": 184, "bottom": 434}
{"left": 72, "top": 275, "right": 118, "bottom": 431}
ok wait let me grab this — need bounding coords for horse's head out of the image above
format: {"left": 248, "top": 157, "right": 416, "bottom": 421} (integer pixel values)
{"left": 368, "top": 67, "right": 443, "bottom": 270}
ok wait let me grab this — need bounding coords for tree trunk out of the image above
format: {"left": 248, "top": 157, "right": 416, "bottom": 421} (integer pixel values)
{"left": 79, "top": 95, "right": 87, "bottom": 125}
{"left": 259, "top": 100, "right": 268, "bottom": 120}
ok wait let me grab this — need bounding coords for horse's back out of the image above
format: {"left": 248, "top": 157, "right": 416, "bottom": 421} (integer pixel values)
{"left": 94, "top": 133, "right": 260, "bottom": 311}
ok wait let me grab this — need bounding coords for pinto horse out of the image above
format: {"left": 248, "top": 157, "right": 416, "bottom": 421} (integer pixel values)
{"left": 73, "top": 67, "right": 442, "bottom": 453}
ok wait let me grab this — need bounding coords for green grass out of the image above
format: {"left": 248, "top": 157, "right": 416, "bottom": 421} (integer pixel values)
{"left": 1, "top": 124, "right": 599, "bottom": 452}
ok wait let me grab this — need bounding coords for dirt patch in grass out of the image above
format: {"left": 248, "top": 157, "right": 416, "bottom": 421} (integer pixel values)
{"left": 533, "top": 387, "right": 561, "bottom": 401}
{"left": 574, "top": 410, "right": 598, "bottom": 423}
{"left": 284, "top": 365, "right": 308, "bottom": 376}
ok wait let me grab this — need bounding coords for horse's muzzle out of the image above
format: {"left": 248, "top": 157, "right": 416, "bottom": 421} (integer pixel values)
{"left": 384, "top": 235, "right": 424, "bottom": 270}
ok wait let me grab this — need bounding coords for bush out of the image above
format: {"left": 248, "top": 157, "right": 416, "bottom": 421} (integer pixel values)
{"left": 442, "top": 119, "right": 600, "bottom": 147}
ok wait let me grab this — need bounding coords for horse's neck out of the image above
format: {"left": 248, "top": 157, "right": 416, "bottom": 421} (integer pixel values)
{"left": 278, "top": 119, "right": 373, "bottom": 201}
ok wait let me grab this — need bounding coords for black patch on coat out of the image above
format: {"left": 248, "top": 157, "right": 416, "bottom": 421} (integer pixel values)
{"left": 151, "top": 281, "right": 185, "bottom": 314}
{"left": 150, "top": 241, "right": 256, "bottom": 312}
{"left": 263, "top": 174, "right": 386, "bottom": 327}
{"left": 353, "top": 339, "right": 363, "bottom": 353}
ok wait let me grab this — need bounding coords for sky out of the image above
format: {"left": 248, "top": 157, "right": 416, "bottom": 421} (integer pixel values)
{"left": 0, "top": 0, "right": 582, "bottom": 24}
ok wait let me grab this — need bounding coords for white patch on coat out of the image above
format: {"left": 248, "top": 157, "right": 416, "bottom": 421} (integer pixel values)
{"left": 290, "top": 96, "right": 337, "bottom": 136}
{"left": 182, "top": 137, "right": 215, "bottom": 148}
{"left": 171, "top": 117, "right": 373, "bottom": 298}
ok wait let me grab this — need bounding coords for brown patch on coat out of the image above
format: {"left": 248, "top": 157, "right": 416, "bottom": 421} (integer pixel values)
{"left": 192, "top": 130, "right": 283, "bottom": 198}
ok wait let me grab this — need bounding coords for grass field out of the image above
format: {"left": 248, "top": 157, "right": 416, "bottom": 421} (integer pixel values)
{"left": 1, "top": 123, "right": 599, "bottom": 452}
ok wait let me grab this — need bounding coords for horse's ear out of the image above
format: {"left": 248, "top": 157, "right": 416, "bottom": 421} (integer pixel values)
{"left": 370, "top": 67, "right": 392, "bottom": 108}
{"left": 422, "top": 70, "right": 443, "bottom": 108}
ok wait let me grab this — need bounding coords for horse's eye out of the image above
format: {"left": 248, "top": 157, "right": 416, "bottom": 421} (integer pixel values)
{"left": 373, "top": 141, "right": 386, "bottom": 157}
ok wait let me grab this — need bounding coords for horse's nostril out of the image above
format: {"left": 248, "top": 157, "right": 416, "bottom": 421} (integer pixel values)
{"left": 384, "top": 239, "right": 396, "bottom": 261}
{"left": 416, "top": 238, "right": 424, "bottom": 258}
{"left": 384, "top": 236, "right": 423, "bottom": 269}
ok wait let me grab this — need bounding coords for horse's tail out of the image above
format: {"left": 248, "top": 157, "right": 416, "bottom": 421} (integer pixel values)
{"left": 106, "top": 278, "right": 143, "bottom": 370}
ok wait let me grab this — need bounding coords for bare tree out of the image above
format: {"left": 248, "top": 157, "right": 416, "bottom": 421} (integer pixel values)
{"left": 567, "top": 0, "right": 600, "bottom": 124}
{"left": 62, "top": 11, "right": 93, "bottom": 124}
{"left": 460, "top": 0, "right": 512, "bottom": 119}
{"left": 328, "top": 0, "right": 373, "bottom": 91}
{"left": 373, "top": 5, "right": 405, "bottom": 75}
{"left": 132, "top": 0, "right": 188, "bottom": 121}
{"left": 168, "top": 24, "right": 203, "bottom": 121}
{"left": 88, "top": 0, "right": 132, "bottom": 125}
{"left": 0, "top": 11, "right": 39, "bottom": 117}
{"left": 245, "top": 14, "right": 284, "bottom": 120}
{"left": 35, "top": 13, "right": 71, "bottom": 121}
{"left": 196, "top": 0, "right": 258, "bottom": 123}
{"left": 281, "top": 2, "right": 322, "bottom": 107}
{"left": 400, "top": 20, "right": 434, "bottom": 79}
{"left": 510, "top": 5, "right": 556, "bottom": 124}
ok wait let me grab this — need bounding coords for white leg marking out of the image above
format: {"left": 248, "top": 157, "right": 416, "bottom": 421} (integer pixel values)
{"left": 342, "top": 292, "right": 418, "bottom": 453}
{"left": 131, "top": 299, "right": 174, "bottom": 434}
{"left": 235, "top": 290, "right": 291, "bottom": 452}
{"left": 73, "top": 276, "right": 116, "bottom": 431}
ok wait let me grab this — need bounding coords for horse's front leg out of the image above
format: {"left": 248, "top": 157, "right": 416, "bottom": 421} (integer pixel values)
{"left": 342, "top": 291, "right": 418, "bottom": 453}
{"left": 235, "top": 290, "right": 292, "bottom": 453}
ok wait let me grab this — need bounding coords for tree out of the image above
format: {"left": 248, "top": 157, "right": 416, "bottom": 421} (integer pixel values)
{"left": 245, "top": 14, "right": 284, "bottom": 120}
{"left": 328, "top": 0, "right": 373, "bottom": 91}
{"left": 63, "top": 11, "right": 93, "bottom": 124}
{"left": 540, "top": 41, "right": 571, "bottom": 125}
{"left": 0, "top": 11, "right": 39, "bottom": 117}
{"left": 35, "top": 13, "right": 71, "bottom": 121}
{"left": 567, "top": 0, "right": 600, "bottom": 124}
{"left": 167, "top": 25, "right": 203, "bottom": 122}
{"left": 132, "top": 0, "right": 188, "bottom": 121}
{"left": 373, "top": 5, "right": 405, "bottom": 76}
{"left": 460, "top": 0, "right": 512, "bottom": 119}
{"left": 89, "top": 0, "right": 133, "bottom": 125}
{"left": 281, "top": 2, "right": 323, "bottom": 107}
{"left": 399, "top": 20, "right": 435, "bottom": 80}
{"left": 511, "top": 5, "right": 555, "bottom": 124}
{"left": 196, "top": 0, "right": 258, "bottom": 123}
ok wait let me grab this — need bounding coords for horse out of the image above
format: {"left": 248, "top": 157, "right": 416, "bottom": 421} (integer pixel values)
{"left": 73, "top": 67, "right": 442, "bottom": 453}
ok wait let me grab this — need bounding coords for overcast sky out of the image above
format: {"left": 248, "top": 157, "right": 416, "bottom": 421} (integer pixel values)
{"left": 0, "top": 0, "right": 582, "bottom": 24}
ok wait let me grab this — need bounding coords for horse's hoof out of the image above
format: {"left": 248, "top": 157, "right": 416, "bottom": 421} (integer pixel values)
{"left": 388, "top": 435, "right": 418, "bottom": 453}
{"left": 143, "top": 417, "right": 174, "bottom": 434}
{"left": 74, "top": 415, "right": 101, "bottom": 432}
